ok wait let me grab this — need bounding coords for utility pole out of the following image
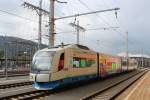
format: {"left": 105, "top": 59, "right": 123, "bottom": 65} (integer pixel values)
{"left": 23, "top": 1, "right": 49, "bottom": 49}
{"left": 38, "top": 0, "right": 42, "bottom": 49}
{"left": 5, "top": 44, "right": 8, "bottom": 79}
{"left": 48, "top": 3, "right": 119, "bottom": 47}
{"left": 49, "top": 0, "right": 55, "bottom": 47}
{"left": 16, "top": 40, "right": 18, "bottom": 69}
{"left": 49, "top": 0, "right": 67, "bottom": 47}
{"left": 4, "top": 35, "right": 8, "bottom": 79}
{"left": 69, "top": 20, "right": 85, "bottom": 44}
{"left": 4, "top": 35, "right": 8, "bottom": 80}
{"left": 126, "top": 32, "right": 129, "bottom": 70}
{"left": 77, "top": 21, "right": 79, "bottom": 44}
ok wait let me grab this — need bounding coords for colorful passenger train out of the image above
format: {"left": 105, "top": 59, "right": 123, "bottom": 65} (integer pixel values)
{"left": 30, "top": 44, "right": 138, "bottom": 90}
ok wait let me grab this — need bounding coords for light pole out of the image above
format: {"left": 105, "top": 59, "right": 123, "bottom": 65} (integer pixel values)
{"left": 38, "top": 0, "right": 43, "bottom": 50}
{"left": 126, "top": 32, "right": 129, "bottom": 70}
{"left": 4, "top": 36, "right": 8, "bottom": 79}
{"left": 1, "top": 35, "right": 8, "bottom": 79}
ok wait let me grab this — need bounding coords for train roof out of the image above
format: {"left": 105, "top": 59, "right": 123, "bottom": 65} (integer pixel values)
{"left": 39, "top": 44, "right": 92, "bottom": 52}
{"left": 99, "top": 53, "right": 121, "bottom": 58}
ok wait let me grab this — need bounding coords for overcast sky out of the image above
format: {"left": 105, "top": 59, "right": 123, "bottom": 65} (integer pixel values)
{"left": 0, "top": 0, "right": 149, "bottom": 55}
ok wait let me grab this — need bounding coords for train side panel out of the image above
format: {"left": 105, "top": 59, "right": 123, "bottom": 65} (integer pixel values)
{"left": 68, "top": 48, "right": 97, "bottom": 79}
{"left": 121, "top": 57, "right": 138, "bottom": 71}
{"left": 51, "top": 48, "right": 98, "bottom": 82}
{"left": 128, "top": 58, "right": 138, "bottom": 70}
{"left": 121, "top": 58, "right": 128, "bottom": 71}
{"left": 99, "top": 53, "right": 122, "bottom": 77}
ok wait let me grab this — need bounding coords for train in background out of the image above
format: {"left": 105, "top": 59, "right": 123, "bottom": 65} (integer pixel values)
{"left": 30, "top": 44, "right": 138, "bottom": 90}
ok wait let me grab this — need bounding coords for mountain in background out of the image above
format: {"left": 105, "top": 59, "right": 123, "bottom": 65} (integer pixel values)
{"left": 0, "top": 36, "right": 47, "bottom": 59}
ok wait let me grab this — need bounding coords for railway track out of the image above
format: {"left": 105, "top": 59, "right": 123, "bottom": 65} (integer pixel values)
{"left": 0, "top": 81, "right": 32, "bottom": 89}
{"left": 0, "top": 87, "right": 54, "bottom": 100}
{"left": 3, "top": 90, "right": 50, "bottom": 100}
{"left": 81, "top": 69, "right": 148, "bottom": 100}
{"left": 0, "top": 69, "right": 148, "bottom": 100}
{"left": 0, "top": 70, "right": 29, "bottom": 78}
{"left": 0, "top": 73, "right": 29, "bottom": 78}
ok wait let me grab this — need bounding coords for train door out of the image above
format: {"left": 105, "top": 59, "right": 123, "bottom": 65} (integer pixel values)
{"left": 99, "top": 54, "right": 108, "bottom": 77}
{"left": 51, "top": 51, "right": 68, "bottom": 81}
{"left": 58, "top": 53, "right": 64, "bottom": 71}
{"left": 97, "top": 53, "right": 100, "bottom": 77}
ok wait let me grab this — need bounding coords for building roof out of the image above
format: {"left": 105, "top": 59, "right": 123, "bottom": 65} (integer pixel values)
{"left": 117, "top": 52, "right": 150, "bottom": 58}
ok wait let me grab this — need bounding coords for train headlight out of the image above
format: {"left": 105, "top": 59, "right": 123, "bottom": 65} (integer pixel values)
{"left": 30, "top": 73, "right": 36, "bottom": 81}
{"left": 36, "top": 74, "right": 51, "bottom": 82}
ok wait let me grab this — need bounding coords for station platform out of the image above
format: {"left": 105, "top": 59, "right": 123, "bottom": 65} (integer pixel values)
{"left": 116, "top": 70, "right": 150, "bottom": 100}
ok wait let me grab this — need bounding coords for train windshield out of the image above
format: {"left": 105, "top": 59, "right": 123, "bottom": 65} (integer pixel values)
{"left": 32, "top": 51, "right": 55, "bottom": 71}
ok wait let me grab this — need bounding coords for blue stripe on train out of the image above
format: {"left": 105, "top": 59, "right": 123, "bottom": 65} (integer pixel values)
{"left": 33, "top": 74, "right": 97, "bottom": 90}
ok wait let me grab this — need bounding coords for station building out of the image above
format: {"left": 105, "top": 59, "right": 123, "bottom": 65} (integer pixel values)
{"left": 118, "top": 53, "right": 150, "bottom": 67}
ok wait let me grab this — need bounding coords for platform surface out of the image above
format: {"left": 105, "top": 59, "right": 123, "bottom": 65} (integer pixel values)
{"left": 116, "top": 70, "right": 150, "bottom": 100}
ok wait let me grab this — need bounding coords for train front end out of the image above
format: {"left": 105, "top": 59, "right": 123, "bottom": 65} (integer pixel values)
{"left": 30, "top": 49, "right": 56, "bottom": 90}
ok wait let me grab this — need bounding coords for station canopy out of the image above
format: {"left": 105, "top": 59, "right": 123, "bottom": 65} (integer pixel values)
{"left": 117, "top": 52, "right": 150, "bottom": 58}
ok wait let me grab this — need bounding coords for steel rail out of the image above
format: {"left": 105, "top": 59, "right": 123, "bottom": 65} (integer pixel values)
{"left": 0, "top": 81, "right": 32, "bottom": 89}
{"left": 0, "top": 88, "right": 53, "bottom": 100}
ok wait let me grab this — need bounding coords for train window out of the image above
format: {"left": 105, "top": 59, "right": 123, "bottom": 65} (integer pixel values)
{"left": 112, "top": 62, "right": 117, "bottom": 69}
{"left": 86, "top": 60, "right": 95, "bottom": 67}
{"left": 73, "top": 57, "right": 95, "bottom": 68}
{"left": 80, "top": 59, "right": 86, "bottom": 67}
{"left": 73, "top": 57, "right": 80, "bottom": 67}
{"left": 122, "top": 61, "right": 127, "bottom": 66}
{"left": 58, "top": 53, "right": 64, "bottom": 71}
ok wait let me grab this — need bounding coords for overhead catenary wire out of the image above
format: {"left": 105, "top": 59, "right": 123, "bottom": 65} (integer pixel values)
{"left": 77, "top": 1, "right": 124, "bottom": 37}
{"left": 0, "top": 8, "right": 62, "bottom": 34}
{"left": 0, "top": 8, "right": 50, "bottom": 25}
{"left": 57, "top": 31, "right": 124, "bottom": 53}
{"left": 77, "top": 0, "right": 116, "bottom": 27}
{"left": 0, "top": 0, "right": 139, "bottom": 54}
{"left": 77, "top": 0, "right": 124, "bottom": 38}
{"left": 0, "top": 9, "right": 37, "bottom": 22}
{"left": 55, "top": 26, "right": 119, "bottom": 34}
{"left": 78, "top": 0, "right": 137, "bottom": 48}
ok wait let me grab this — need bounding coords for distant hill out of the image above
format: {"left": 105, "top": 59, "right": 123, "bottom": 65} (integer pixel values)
{"left": 0, "top": 36, "right": 47, "bottom": 59}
